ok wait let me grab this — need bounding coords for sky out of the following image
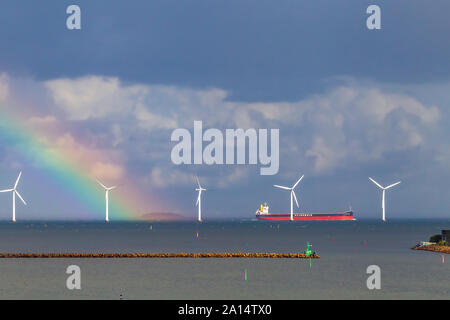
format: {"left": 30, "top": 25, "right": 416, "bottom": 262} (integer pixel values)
{"left": 0, "top": 0, "right": 449, "bottom": 220}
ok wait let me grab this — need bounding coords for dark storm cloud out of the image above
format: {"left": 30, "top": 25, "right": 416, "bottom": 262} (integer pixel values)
{"left": 0, "top": 0, "right": 449, "bottom": 100}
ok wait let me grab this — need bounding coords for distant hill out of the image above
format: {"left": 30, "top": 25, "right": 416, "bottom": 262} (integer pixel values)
{"left": 141, "top": 212, "right": 191, "bottom": 221}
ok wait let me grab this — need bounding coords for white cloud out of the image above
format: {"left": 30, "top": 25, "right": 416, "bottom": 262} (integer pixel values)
{"left": 135, "top": 104, "right": 177, "bottom": 130}
{"left": 45, "top": 76, "right": 131, "bottom": 120}
{"left": 90, "top": 161, "right": 124, "bottom": 181}
{"left": 38, "top": 132, "right": 126, "bottom": 182}
{"left": 1, "top": 72, "right": 448, "bottom": 185}
{"left": 215, "top": 167, "right": 250, "bottom": 188}
{"left": 149, "top": 166, "right": 250, "bottom": 189}
{"left": 306, "top": 137, "right": 346, "bottom": 172}
{"left": 150, "top": 167, "right": 195, "bottom": 188}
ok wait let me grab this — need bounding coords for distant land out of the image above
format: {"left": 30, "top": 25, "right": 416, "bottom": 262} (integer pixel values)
{"left": 141, "top": 212, "right": 190, "bottom": 221}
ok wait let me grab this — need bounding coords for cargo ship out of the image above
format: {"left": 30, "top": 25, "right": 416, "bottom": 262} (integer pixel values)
{"left": 256, "top": 203, "right": 355, "bottom": 221}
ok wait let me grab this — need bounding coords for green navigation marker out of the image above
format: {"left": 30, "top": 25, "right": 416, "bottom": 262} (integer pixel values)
{"left": 305, "top": 242, "right": 313, "bottom": 268}
{"left": 304, "top": 242, "right": 312, "bottom": 256}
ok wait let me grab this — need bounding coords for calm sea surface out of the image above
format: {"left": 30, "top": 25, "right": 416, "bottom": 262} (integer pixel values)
{"left": 0, "top": 219, "right": 448, "bottom": 299}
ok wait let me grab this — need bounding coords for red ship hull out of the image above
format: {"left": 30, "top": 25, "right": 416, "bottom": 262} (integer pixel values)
{"left": 256, "top": 211, "right": 355, "bottom": 221}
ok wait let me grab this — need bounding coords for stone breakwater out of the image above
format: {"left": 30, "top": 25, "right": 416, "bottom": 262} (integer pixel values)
{"left": 0, "top": 252, "right": 320, "bottom": 259}
{"left": 412, "top": 245, "right": 450, "bottom": 254}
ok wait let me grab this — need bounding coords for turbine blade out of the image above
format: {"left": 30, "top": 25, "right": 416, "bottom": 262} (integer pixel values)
{"left": 96, "top": 179, "right": 107, "bottom": 190}
{"left": 273, "top": 185, "right": 291, "bottom": 190}
{"left": 195, "top": 176, "right": 201, "bottom": 189}
{"left": 15, "top": 191, "right": 27, "bottom": 206}
{"left": 108, "top": 186, "right": 118, "bottom": 191}
{"left": 0, "top": 189, "right": 14, "bottom": 193}
{"left": 196, "top": 192, "right": 201, "bottom": 206}
{"left": 386, "top": 181, "right": 401, "bottom": 189}
{"left": 292, "top": 175, "right": 304, "bottom": 189}
{"left": 369, "top": 177, "right": 384, "bottom": 189}
{"left": 14, "top": 172, "right": 22, "bottom": 189}
{"left": 292, "top": 191, "right": 299, "bottom": 208}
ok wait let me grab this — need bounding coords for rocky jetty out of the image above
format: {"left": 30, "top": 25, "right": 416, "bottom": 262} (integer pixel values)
{"left": 0, "top": 252, "right": 320, "bottom": 259}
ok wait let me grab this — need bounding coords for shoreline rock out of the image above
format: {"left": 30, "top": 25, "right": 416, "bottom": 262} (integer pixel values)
{"left": 412, "top": 244, "right": 450, "bottom": 254}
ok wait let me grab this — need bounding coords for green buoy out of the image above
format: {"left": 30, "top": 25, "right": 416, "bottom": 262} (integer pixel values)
{"left": 304, "top": 242, "right": 312, "bottom": 256}
{"left": 305, "top": 242, "right": 312, "bottom": 268}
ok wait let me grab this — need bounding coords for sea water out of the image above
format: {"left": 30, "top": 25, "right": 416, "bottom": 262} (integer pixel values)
{"left": 0, "top": 219, "right": 448, "bottom": 299}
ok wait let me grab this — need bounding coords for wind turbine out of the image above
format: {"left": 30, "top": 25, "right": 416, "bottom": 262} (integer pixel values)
{"left": 96, "top": 180, "right": 117, "bottom": 222}
{"left": 369, "top": 177, "right": 401, "bottom": 222}
{"left": 195, "top": 177, "right": 206, "bottom": 222}
{"left": 0, "top": 172, "right": 27, "bottom": 222}
{"left": 274, "top": 174, "right": 304, "bottom": 221}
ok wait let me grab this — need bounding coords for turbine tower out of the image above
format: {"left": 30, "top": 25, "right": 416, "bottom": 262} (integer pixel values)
{"left": 96, "top": 180, "right": 117, "bottom": 222}
{"left": 274, "top": 174, "right": 304, "bottom": 221}
{"left": 195, "top": 177, "right": 206, "bottom": 222}
{"left": 0, "top": 172, "right": 27, "bottom": 222}
{"left": 369, "top": 177, "right": 401, "bottom": 222}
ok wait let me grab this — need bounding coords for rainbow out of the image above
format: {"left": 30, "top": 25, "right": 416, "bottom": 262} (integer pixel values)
{"left": 0, "top": 105, "right": 162, "bottom": 220}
